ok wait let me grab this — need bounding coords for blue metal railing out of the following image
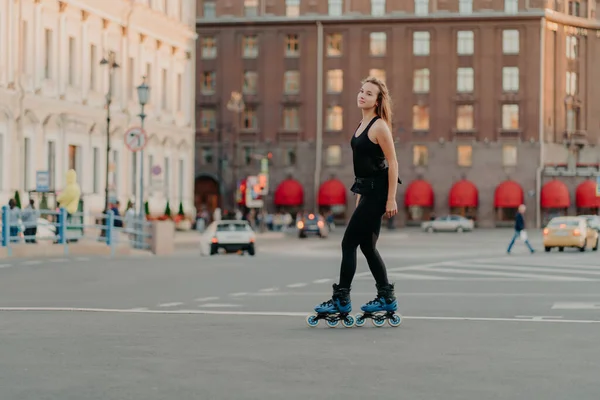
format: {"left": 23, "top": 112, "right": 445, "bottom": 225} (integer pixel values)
{"left": 0, "top": 206, "right": 152, "bottom": 257}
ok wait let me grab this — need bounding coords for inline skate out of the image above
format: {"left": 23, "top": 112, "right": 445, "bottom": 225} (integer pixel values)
{"left": 355, "top": 283, "right": 402, "bottom": 328}
{"left": 306, "top": 284, "right": 355, "bottom": 328}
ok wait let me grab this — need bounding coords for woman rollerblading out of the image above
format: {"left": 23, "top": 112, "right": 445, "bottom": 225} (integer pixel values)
{"left": 307, "top": 76, "right": 402, "bottom": 328}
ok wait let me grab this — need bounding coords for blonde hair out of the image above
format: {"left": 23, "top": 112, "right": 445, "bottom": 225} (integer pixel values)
{"left": 361, "top": 76, "right": 393, "bottom": 129}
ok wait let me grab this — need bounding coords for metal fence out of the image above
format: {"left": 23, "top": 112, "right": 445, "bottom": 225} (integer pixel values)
{"left": 0, "top": 206, "right": 152, "bottom": 257}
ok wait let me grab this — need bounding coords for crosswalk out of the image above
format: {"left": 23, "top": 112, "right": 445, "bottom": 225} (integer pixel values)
{"left": 355, "top": 254, "right": 600, "bottom": 282}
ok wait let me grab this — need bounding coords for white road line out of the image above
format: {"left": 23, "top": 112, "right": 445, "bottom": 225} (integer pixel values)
{"left": 313, "top": 279, "right": 332, "bottom": 284}
{"left": 551, "top": 302, "right": 600, "bottom": 310}
{"left": 424, "top": 267, "right": 594, "bottom": 281}
{"left": 286, "top": 283, "right": 307, "bottom": 288}
{"left": 194, "top": 296, "right": 220, "bottom": 302}
{"left": 157, "top": 302, "right": 184, "bottom": 307}
{"left": 198, "top": 303, "right": 241, "bottom": 308}
{"left": 247, "top": 292, "right": 600, "bottom": 297}
{"left": 385, "top": 272, "right": 458, "bottom": 281}
{"left": 258, "top": 288, "right": 278, "bottom": 293}
{"left": 0, "top": 307, "right": 598, "bottom": 324}
{"left": 21, "top": 260, "right": 41, "bottom": 266}
{"left": 49, "top": 258, "right": 68, "bottom": 263}
{"left": 459, "top": 262, "right": 600, "bottom": 276}
{"left": 515, "top": 316, "right": 564, "bottom": 320}
{"left": 0, "top": 264, "right": 12, "bottom": 269}
{"left": 75, "top": 257, "right": 90, "bottom": 261}
{"left": 128, "top": 307, "right": 149, "bottom": 311}
{"left": 229, "top": 292, "right": 248, "bottom": 297}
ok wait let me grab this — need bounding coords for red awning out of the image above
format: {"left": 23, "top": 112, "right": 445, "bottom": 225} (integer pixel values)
{"left": 449, "top": 179, "right": 478, "bottom": 207}
{"left": 318, "top": 179, "right": 347, "bottom": 206}
{"left": 575, "top": 180, "right": 600, "bottom": 208}
{"left": 494, "top": 180, "right": 524, "bottom": 208}
{"left": 274, "top": 178, "right": 304, "bottom": 206}
{"left": 541, "top": 180, "right": 570, "bottom": 208}
{"left": 404, "top": 180, "right": 434, "bottom": 207}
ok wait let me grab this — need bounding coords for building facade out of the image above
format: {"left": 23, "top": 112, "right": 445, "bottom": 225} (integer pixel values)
{"left": 0, "top": 0, "right": 197, "bottom": 217}
{"left": 195, "top": 0, "right": 600, "bottom": 228}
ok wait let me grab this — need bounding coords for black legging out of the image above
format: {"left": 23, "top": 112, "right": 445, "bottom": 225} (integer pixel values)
{"left": 338, "top": 190, "right": 390, "bottom": 289}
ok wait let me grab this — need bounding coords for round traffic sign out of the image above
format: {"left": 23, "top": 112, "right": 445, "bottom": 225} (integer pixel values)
{"left": 151, "top": 165, "right": 162, "bottom": 176}
{"left": 124, "top": 127, "right": 148, "bottom": 152}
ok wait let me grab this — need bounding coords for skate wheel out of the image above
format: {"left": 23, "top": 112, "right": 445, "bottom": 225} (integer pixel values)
{"left": 355, "top": 314, "right": 366, "bottom": 327}
{"left": 388, "top": 314, "right": 402, "bottom": 327}
{"left": 326, "top": 319, "right": 340, "bottom": 328}
{"left": 306, "top": 315, "right": 319, "bottom": 327}
{"left": 342, "top": 315, "right": 355, "bottom": 328}
{"left": 372, "top": 316, "right": 386, "bottom": 327}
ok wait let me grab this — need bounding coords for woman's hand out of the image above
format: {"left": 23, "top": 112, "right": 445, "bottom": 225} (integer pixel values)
{"left": 385, "top": 199, "right": 397, "bottom": 218}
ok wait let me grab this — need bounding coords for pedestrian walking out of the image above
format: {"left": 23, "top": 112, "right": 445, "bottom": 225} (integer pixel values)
{"left": 311, "top": 76, "right": 402, "bottom": 323}
{"left": 21, "top": 199, "right": 39, "bottom": 243}
{"left": 507, "top": 204, "right": 535, "bottom": 254}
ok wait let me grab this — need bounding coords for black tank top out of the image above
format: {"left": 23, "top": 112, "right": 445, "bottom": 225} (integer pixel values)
{"left": 350, "top": 116, "right": 388, "bottom": 178}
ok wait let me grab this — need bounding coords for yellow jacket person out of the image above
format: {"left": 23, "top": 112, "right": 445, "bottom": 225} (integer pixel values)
{"left": 57, "top": 169, "right": 81, "bottom": 214}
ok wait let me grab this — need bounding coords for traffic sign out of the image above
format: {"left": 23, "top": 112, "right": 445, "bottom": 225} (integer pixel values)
{"left": 124, "top": 127, "right": 148, "bottom": 152}
{"left": 36, "top": 171, "right": 50, "bottom": 192}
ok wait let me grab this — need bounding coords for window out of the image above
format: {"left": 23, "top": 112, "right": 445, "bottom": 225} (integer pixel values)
{"left": 0, "top": 134, "right": 3, "bottom": 190}
{"left": 504, "top": 0, "right": 518, "bottom": 13}
{"left": 201, "top": 148, "right": 213, "bottom": 165}
{"left": 242, "top": 35, "right": 258, "bottom": 58}
{"left": 502, "top": 104, "right": 519, "bottom": 129}
{"left": 370, "top": 32, "right": 387, "bottom": 56}
{"left": 201, "top": 36, "right": 217, "bottom": 59}
{"left": 284, "top": 70, "right": 300, "bottom": 94}
{"left": 243, "top": 147, "right": 253, "bottom": 166}
{"left": 371, "top": 0, "right": 386, "bottom": 15}
{"left": 369, "top": 68, "right": 386, "bottom": 82}
{"left": 21, "top": 21, "right": 28, "bottom": 73}
{"left": 413, "top": 68, "right": 430, "bottom": 93}
{"left": 327, "top": 33, "right": 343, "bottom": 57}
{"left": 566, "top": 108, "right": 578, "bottom": 132}
{"left": 200, "top": 109, "right": 217, "bottom": 133}
{"left": 283, "top": 107, "right": 299, "bottom": 130}
{"left": 566, "top": 71, "right": 577, "bottom": 96}
{"left": 502, "top": 67, "right": 519, "bottom": 92}
{"left": 413, "top": 31, "right": 430, "bottom": 55}
{"left": 243, "top": 71, "right": 258, "bottom": 94}
{"left": 48, "top": 141, "right": 55, "bottom": 190}
{"left": 566, "top": 36, "right": 578, "bottom": 59}
{"left": 127, "top": 57, "right": 135, "bottom": 101}
{"left": 204, "top": 1, "right": 216, "bottom": 18}
{"left": 502, "top": 30, "right": 519, "bottom": 54}
{"left": 90, "top": 44, "right": 97, "bottom": 90}
{"left": 457, "top": 67, "right": 474, "bottom": 93}
{"left": 242, "top": 107, "right": 258, "bottom": 130}
{"left": 131, "top": 152, "right": 137, "bottom": 196}
{"left": 568, "top": 0, "right": 580, "bottom": 16}
{"left": 413, "top": 105, "right": 429, "bottom": 130}
{"left": 68, "top": 145, "right": 81, "bottom": 174}
{"left": 457, "top": 31, "right": 474, "bottom": 55}
{"left": 92, "top": 148, "right": 99, "bottom": 193}
{"left": 459, "top": 0, "right": 472, "bottom": 14}
{"left": 23, "top": 138, "right": 31, "bottom": 190}
{"left": 327, "top": 69, "right": 343, "bottom": 93}
{"left": 285, "top": 34, "right": 300, "bottom": 57}
{"left": 44, "top": 28, "right": 52, "bottom": 79}
{"left": 161, "top": 68, "right": 169, "bottom": 110}
{"left": 326, "top": 145, "right": 342, "bottom": 166}
{"left": 68, "top": 36, "right": 76, "bottom": 86}
{"left": 164, "top": 156, "right": 170, "bottom": 198}
{"left": 176, "top": 73, "right": 182, "bottom": 112}
{"left": 457, "top": 145, "right": 472, "bottom": 167}
{"left": 502, "top": 144, "right": 517, "bottom": 166}
{"left": 286, "top": 0, "right": 300, "bottom": 16}
{"left": 285, "top": 148, "right": 297, "bottom": 166}
{"left": 201, "top": 71, "right": 216, "bottom": 94}
{"left": 413, "top": 145, "right": 428, "bottom": 166}
{"left": 178, "top": 159, "right": 185, "bottom": 200}
{"left": 456, "top": 105, "right": 474, "bottom": 130}
{"left": 328, "top": 0, "right": 343, "bottom": 16}
{"left": 326, "top": 106, "right": 343, "bottom": 131}
{"left": 244, "top": 0, "right": 258, "bottom": 16}
{"left": 415, "top": 0, "right": 429, "bottom": 15}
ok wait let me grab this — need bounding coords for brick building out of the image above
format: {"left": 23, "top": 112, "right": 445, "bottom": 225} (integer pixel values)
{"left": 195, "top": 0, "right": 600, "bottom": 228}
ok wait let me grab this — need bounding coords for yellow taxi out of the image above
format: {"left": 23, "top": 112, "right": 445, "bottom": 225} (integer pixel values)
{"left": 543, "top": 216, "right": 599, "bottom": 252}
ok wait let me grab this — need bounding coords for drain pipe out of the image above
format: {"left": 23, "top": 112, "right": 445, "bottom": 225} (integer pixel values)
{"left": 313, "top": 21, "right": 323, "bottom": 212}
{"left": 536, "top": 17, "right": 546, "bottom": 229}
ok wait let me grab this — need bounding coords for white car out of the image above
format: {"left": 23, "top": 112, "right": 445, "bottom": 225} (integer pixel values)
{"left": 200, "top": 220, "right": 256, "bottom": 256}
{"left": 421, "top": 215, "right": 475, "bottom": 233}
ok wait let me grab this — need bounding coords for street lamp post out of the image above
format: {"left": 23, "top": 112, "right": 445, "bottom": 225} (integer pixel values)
{"left": 136, "top": 76, "right": 150, "bottom": 219}
{"left": 100, "top": 51, "right": 119, "bottom": 213}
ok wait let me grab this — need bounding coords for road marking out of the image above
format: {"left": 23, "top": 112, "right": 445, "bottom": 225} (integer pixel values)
{"left": 198, "top": 303, "right": 241, "bottom": 308}
{"left": 157, "top": 302, "right": 184, "bottom": 307}
{"left": 21, "top": 260, "right": 41, "bottom": 266}
{"left": 551, "top": 302, "right": 600, "bottom": 310}
{"left": 515, "top": 316, "right": 564, "bottom": 320}
{"left": 229, "top": 292, "right": 248, "bottom": 297}
{"left": 424, "top": 266, "right": 594, "bottom": 281}
{"left": 0, "top": 307, "right": 599, "bottom": 324}
{"left": 247, "top": 292, "right": 600, "bottom": 298}
{"left": 459, "top": 262, "right": 600, "bottom": 277}
{"left": 286, "top": 283, "right": 307, "bottom": 288}
{"left": 258, "top": 288, "right": 278, "bottom": 293}
{"left": 128, "top": 307, "right": 149, "bottom": 311}
{"left": 50, "top": 258, "right": 68, "bottom": 263}
{"left": 0, "top": 264, "right": 12, "bottom": 269}
{"left": 313, "top": 278, "right": 332, "bottom": 284}
{"left": 194, "top": 296, "right": 220, "bottom": 302}
{"left": 75, "top": 257, "right": 90, "bottom": 261}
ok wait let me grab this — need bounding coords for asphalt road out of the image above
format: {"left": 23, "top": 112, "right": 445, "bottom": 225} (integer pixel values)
{"left": 1, "top": 228, "right": 600, "bottom": 399}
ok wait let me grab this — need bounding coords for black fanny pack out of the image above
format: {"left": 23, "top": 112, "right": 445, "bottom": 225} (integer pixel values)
{"left": 350, "top": 175, "right": 402, "bottom": 195}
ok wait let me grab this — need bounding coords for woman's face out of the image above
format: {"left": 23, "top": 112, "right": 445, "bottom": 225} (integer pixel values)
{"left": 357, "top": 82, "right": 380, "bottom": 110}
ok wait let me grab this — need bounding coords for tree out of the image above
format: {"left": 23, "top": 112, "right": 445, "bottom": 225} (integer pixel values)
{"left": 14, "top": 191, "right": 21, "bottom": 208}
{"left": 144, "top": 201, "right": 150, "bottom": 216}
{"left": 178, "top": 201, "right": 184, "bottom": 216}
{"left": 164, "top": 201, "right": 172, "bottom": 217}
